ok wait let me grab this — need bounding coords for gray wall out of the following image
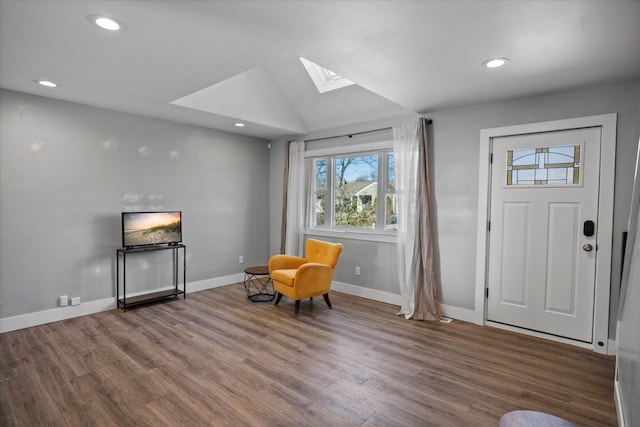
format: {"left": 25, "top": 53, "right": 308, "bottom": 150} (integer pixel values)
{"left": 269, "top": 79, "right": 640, "bottom": 337}
{"left": 0, "top": 89, "right": 270, "bottom": 319}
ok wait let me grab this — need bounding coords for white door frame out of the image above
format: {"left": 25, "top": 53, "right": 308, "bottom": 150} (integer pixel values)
{"left": 474, "top": 113, "right": 617, "bottom": 354}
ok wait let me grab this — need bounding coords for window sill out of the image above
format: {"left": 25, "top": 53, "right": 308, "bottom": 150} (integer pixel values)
{"left": 305, "top": 228, "right": 396, "bottom": 244}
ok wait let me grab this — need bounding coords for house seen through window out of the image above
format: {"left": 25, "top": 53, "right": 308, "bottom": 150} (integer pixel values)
{"left": 311, "top": 150, "right": 396, "bottom": 232}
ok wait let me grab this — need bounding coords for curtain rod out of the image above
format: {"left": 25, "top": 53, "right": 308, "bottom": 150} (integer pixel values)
{"left": 297, "top": 118, "right": 433, "bottom": 143}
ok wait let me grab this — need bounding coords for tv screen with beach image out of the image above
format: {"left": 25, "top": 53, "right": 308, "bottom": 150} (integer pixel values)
{"left": 122, "top": 211, "right": 182, "bottom": 247}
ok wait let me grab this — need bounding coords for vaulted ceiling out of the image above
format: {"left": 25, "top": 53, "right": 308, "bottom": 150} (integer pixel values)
{"left": 1, "top": 1, "right": 639, "bottom": 140}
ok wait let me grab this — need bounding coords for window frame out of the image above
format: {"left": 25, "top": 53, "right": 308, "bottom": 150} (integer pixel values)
{"left": 305, "top": 140, "right": 396, "bottom": 243}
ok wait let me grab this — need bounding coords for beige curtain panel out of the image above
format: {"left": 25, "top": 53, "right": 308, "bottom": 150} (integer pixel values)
{"left": 413, "top": 117, "right": 442, "bottom": 321}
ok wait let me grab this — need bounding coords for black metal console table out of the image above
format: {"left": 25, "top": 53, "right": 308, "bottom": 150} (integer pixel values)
{"left": 116, "top": 244, "right": 186, "bottom": 311}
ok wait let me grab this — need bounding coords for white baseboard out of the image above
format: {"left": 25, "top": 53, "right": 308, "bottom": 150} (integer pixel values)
{"left": 331, "top": 281, "right": 476, "bottom": 323}
{"left": 0, "top": 297, "right": 116, "bottom": 334}
{"left": 615, "top": 379, "right": 626, "bottom": 427}
{"left": 439, "top": 303, "right": 476, "bottom": 323}
{"left": 332, "top": 281, "right": 402, "bottom": 306}
{"left": 1, "top": 277, "right": 476, "bottom": 333}
{"left": 0, "top": 273, "right": 244, "bottom": 334}
{"left": 187, "top": 273, "right": 243, "bottom": 293}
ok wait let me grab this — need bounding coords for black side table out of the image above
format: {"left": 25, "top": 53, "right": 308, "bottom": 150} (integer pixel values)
{"left": 243, "top": 266, "right": 275, "bottom": 302}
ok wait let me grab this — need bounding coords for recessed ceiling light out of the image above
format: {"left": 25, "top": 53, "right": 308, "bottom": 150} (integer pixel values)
{"left": 234, "top": 122, "right": 245, "bottom": 128}
{"left": 88, "top": 14, "right": 127, "bottom": 32}
{"left": 35, "top": 80, "right": 57, "bottom": 88}
{"left": 482, "top": 58, "right": 510, "bottom": 68}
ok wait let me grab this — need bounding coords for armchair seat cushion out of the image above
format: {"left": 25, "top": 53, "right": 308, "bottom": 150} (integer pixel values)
{"left": 270, "top": 269, "right": 297, "bottom": 287}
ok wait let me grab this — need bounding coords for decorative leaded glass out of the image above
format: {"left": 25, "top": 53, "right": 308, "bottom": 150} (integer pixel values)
{"left": 506, "top": 145, "right": 581, "bottom": 186}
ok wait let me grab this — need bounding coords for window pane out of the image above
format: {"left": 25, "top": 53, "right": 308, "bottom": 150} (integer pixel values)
{"left": 385, "top": 153, "right": 397, "bottom": 230}
{"left": 385, "top": 194, "right": 397, "bottom": 230}
{"left": 308, "top": 149, "right": 397, "bottom": 234}
{"left": 314, "top": 159, "right": 326, "bottom": 226}
{"left": 334, "top": 154, "right": 378, "bottom": 229}
{"left": 387, "top": 153, "right": 395, "bottom": 189}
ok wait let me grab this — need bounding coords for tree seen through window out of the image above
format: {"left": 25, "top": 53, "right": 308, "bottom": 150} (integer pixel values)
{"left": 311, "top": 150, "right": 395, "bottom": 231}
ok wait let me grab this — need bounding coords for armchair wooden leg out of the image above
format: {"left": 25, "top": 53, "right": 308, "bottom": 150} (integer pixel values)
{"left": 323, "top": 293, "right": 332, "bottom": 309}
{"left": 275, "top": 292, "right": 283, "bottom": 305}
{"left": 294, "top": 300, "right": 300, "bottom": 316}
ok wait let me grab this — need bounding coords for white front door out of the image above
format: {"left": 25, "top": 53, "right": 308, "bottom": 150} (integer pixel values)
{"left": 487, "top": 127, "right": 601, "bottom": 342}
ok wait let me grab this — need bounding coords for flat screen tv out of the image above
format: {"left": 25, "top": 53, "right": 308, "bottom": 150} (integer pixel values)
{"left": 122, "top": 211, "right": 182, "bottom": 248}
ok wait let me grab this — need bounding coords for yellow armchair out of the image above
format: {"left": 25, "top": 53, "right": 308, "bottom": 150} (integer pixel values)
{"left": 269, "top": 239, "right": 343, "bottom": 315}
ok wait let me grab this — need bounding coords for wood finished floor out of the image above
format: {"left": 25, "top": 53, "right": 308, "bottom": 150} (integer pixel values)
{"left": 1, "top": 283, "right": 617, "bottom": 426}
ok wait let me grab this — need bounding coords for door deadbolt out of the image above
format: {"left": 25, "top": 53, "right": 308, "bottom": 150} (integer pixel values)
{"left": 583, "top": 243, "right": 593, "bottom": 252}
{"left": 583, "top": 220, "right": 595, "bottom": 237}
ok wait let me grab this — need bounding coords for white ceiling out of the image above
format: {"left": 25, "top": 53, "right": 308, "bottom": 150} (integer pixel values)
{"left": 1, "top": 0, "right": 639, "bottom": 140}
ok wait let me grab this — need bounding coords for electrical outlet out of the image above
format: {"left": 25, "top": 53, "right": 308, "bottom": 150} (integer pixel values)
{"left": 239, "top": 255, "right": 244, "bottom": 264}
{"left": 355, "top": 266, "right": 361, "bottom": 276}
{"left": 59, "top": 295, "right": 69, "bottom": 307}
{"left": 71, "top": 297, "right": 81, "bottom": 306}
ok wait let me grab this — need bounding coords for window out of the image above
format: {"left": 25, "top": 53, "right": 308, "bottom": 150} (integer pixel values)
{"left": 300, "top": 57, "right": 355, "bottom": 94}
{"left": 311, "top": 149, "right": 395, "bottom": 232}
{"left": 506, "top": 144, "right": 582, "bottom": 186}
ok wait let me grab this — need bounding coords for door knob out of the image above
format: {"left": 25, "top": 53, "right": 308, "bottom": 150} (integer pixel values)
{"left": 583, "top": 244, "right": 593, "bottom": 252}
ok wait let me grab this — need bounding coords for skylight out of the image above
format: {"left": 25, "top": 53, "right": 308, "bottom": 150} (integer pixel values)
{"left": 300, "top": 57, "right": 355, "bottom": 94}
